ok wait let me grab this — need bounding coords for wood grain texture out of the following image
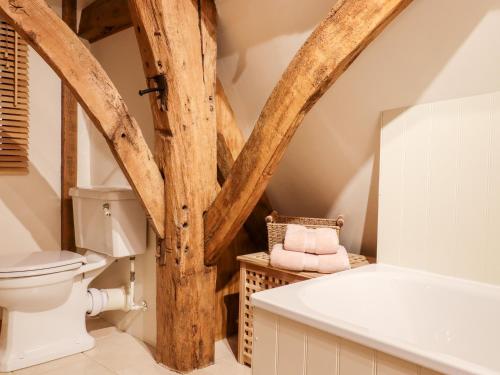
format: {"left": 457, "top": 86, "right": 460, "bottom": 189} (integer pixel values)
{"left": 78, "top": 0, "right": 130, "bottom": 43}
{"left": 204, "top": 0, "right": 413, "bottom": 265}
{"left": 61, "top": 0, "right": 77, "bottom": 251}
{"left": 75, "top": 2, "right": 273, "bottom": 247}
{"left": 129, "top": 0, "right": 218, "bottom": 371}
{"left": 215, "top": 80, "right": 244, "bottom": 180}
{"left": 0, "top": 0, "right": 166, "bottom": 238}
{"left": 215, "top": 80, "right": 272, "bottom": 248}
{"left": 214, "top": 229, "right": 259, "bottom": 341}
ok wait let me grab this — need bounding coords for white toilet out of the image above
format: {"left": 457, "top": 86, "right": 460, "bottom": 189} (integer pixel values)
{"left": 0, "top": 187, "right": 147, "bottom": 372}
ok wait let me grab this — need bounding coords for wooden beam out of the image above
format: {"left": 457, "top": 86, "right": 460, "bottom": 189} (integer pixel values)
{"left": 0, "top": 0, "right": 165, "bottom": 238}
{"left": 78, "top": 0, "right": 130, "bottom": 43}
{"left": 215, "top": 80, "right": 272, "bottom": 247}
{"left": 214, "top": 227, "right": 259, "bottom": 340}
{"left": 204, "top": 0, "right": 413, "bottom": 265}
{"left": 61, "top": 0, "right": 77, "bottom": 251}
{"left": 129, "top": 0, "right": 218, "bottom": 371}
{"left": 215, "top": 80, "right": 244, "bottom": 180}
{"left": 76, "top": 3, "right": 272, "bottom": 247}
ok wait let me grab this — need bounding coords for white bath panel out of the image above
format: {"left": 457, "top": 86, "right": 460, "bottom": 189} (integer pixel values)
{"left": 376, "top": 352, "right": 419, "bottom": 375}
{"left": 252, "top": 308, "right": 277, "bottom": 375}
{"left": 306, "top": 327, "right": 338, "bottom": 375}
{"left": 338, "top": 339, "right": 374, "bottom": 375}
{"left": 252, "top": 306, "right": 443, "bottom": 375}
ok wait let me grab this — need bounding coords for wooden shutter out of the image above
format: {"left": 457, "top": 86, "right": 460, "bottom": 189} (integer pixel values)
{"left": 0, "top": 19, "right": 29, "bottom": 175}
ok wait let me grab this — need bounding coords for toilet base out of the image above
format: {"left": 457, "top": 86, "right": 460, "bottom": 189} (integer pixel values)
{"left": 0, "top": 281, "right": 94, "bottom": 372}
{"left": 0, "top": 326, "right": 94, "bottom": 372}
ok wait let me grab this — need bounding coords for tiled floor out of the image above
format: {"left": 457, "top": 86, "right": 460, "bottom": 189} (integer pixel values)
{"left": 8, "top": 319, "right": 250, "bottom": 375}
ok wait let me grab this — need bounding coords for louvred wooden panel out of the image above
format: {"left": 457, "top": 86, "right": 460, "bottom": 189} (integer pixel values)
{"left": 0, "top": 19, "right": 29, "bottom": 175}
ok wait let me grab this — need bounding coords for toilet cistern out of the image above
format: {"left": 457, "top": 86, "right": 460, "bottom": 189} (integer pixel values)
{"left": 0, "top": 186, "right": 148, "bottom": 372}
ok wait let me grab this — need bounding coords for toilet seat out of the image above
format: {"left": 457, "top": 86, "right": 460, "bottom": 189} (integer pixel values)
{"left": 0, "top": 250, "right": 86, "bottom": 278}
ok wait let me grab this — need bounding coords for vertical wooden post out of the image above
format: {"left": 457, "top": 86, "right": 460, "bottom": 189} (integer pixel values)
{"left": 61, "top": 0, "right": 78, "bottom": 251}
{"left": 129, "top": 0, "right": 218, "bottom": 371}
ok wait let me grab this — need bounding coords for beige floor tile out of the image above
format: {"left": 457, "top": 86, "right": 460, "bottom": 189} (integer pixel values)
{"left": 84, "top": 332, "right": 156, "bottom": 373}
{"left": 10, "top": 320, "right": 246, "bottom": 375}
{"left": 14, "top": 355, "right": 114, "bottom": 375}
{"left": 87, "top": 318, "right": 121, "bottom": 340}
{"left": 39, "top": 358, "right": 114, "bottom": 375}
{"left": 13, "top": 353, "right": 87, "bottom": 375}
{"left": 115, "top": 362, "right": 177, "bottom": 375}
{"left": 89, "top": 326, "right": 122, "bottom": 341}
{"left": 86, "top": 317, "right": 114, "bottom": 332}
{"left": 196, "top": 358, "right": 251, "bottom": 375}
{"left": 214, "top": 339, "right": 235, "bottom": 362}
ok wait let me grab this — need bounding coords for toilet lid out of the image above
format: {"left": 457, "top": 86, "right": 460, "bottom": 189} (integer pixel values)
{"left": 0, "top": 250, "right": 85, "bottom": 278}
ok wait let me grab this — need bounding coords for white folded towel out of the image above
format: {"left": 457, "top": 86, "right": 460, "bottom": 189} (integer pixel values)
{"left": 270, "top": 244, "right": 350, "bottom": 274}
{"left": 284, "top": 224, "right": 339, "bottom": 254}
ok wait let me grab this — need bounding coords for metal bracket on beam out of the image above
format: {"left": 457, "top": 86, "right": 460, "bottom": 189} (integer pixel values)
{"left": 156, "top": 237, "right": 168, "bottom": 266}
{"left": 139, "top": 74, "right": 168, "bottom": 111}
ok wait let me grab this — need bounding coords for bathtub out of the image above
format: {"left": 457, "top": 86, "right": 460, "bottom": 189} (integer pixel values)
{"left": 251, "top": 264, "right": 500, "bottom": 375}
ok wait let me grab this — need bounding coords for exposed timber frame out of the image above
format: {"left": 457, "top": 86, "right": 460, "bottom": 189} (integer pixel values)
{"left": 215, "top": 80, "right": 272, "bottom": 247}
{"left": 61, "top": 0, "right": 77, "bottom": 251}
{"left": 0, "top": 0, "right": 412, "bottom": 372}
{"left": 128, "top": 0, "right": 218, "bottom": 371}
{"left": 78, "top": 0, "right": 130, "bottom": 43}
{"left": 0, "top": 0, "right": 166, "bottom": 238}
{"left": 77, "top": 0, "right": 274, "bottom": 247}
{"left": 204, "top": 0, "right": 413, "bottom": 265}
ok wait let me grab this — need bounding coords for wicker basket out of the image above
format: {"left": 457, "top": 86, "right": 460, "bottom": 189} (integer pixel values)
{"left": 265, "top": 211, "right": 344, "bottom": 252}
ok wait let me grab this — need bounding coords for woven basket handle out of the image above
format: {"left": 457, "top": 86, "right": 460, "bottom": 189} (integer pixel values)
{"left": 336, "top": 215, "right": 345, "bottom": 228}
{"left": 265, "top": 210, "right": 279, "bottom": 223}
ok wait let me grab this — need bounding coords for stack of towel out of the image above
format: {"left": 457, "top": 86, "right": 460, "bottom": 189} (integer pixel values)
{"left": 270, "top": 224, "right": 350, "bottom": 274}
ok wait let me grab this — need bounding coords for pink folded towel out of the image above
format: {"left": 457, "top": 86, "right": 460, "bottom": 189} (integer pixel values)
{"left": 270, "top": 244, "right": 350, "bottom": 274}
{"left": 284, "top": 224, "right": 339, "bottom": 254}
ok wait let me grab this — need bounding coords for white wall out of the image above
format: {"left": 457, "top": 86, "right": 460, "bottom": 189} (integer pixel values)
{"left": 0, "top": 45, "right": 61, "bottom": 254}
{"left": 86, "top": 29, "right": 157, "bottom": 346}
{"left": 379, "top": 92, "right": 500, "bottom": 284}
{"left": 0, "top": 0, "right": 66, "bottom": 254}
{"left": 0, "top": 2, "right": 155, "bottom": 344}
{"left": 0, "top": 1, "right": 93, "bottom": 255}
{"left": 217, "top": 0, "right": 500, "bottom": 256}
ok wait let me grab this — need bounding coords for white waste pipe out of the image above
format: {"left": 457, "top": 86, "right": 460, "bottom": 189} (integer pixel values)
{"left": 127, "top": 257, "right": 147, "bottom": 312}
{"left": 87, "top": 287, "right": 127, "bottom": 316}
{"left": 86, "top": 257, "right": 147, "bottom": 316}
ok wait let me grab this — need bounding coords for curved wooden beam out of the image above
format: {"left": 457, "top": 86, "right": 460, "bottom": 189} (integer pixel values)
{"left": 0, "top": 0, "right": 165, "bottom": 238}
{"left": 204, "top": 0, "right": 413, "bottom": 265}
{"left": 215, "top": 80, "right": 273, "bottom": 247}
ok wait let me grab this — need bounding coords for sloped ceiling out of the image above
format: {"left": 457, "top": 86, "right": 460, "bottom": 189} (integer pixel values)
{"left": 216, "top": 0, "right": 500, "bottom": 256}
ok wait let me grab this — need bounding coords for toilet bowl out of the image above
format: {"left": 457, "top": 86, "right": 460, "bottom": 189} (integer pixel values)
{"left": 0, "top": 187, "right": 147, "bottom": 372}
{"left": 0, "top": 250, "right": 111, "bottom": 372}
